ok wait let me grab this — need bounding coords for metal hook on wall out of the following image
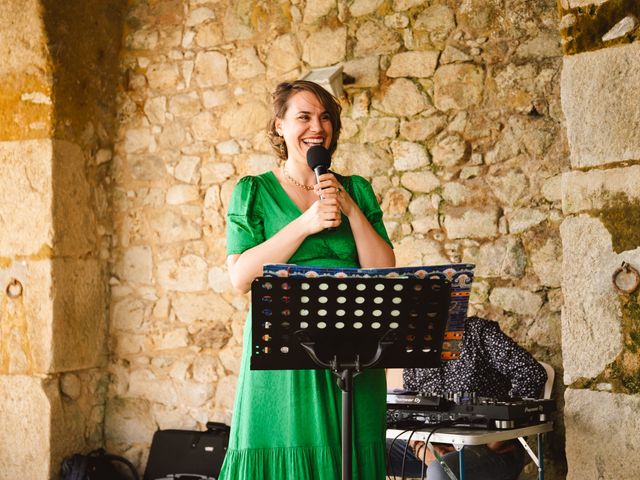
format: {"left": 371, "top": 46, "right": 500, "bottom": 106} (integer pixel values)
{"left": 5, "top": 278, "right": 23, "bottom": 299}
{"left": 612, "top": 262, "right": 640, "bottom": 295}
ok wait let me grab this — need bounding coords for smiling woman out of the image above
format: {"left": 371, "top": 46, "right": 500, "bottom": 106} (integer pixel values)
{"left": 218, "top": 80, "right": 395, "bottom": 480}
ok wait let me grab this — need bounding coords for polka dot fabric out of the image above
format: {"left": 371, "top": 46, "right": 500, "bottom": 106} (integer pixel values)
{"left": 403, "top": 317, "right": 547, "bottom": 399}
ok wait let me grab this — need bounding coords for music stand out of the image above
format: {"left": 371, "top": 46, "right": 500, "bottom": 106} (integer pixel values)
{"left": 251, "top": 275, "right": 451, "bottom": 480}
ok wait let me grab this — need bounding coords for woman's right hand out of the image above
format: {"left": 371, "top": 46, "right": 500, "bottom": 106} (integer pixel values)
{"left": 298, "top": 196, "right": 341, "bottom": 235}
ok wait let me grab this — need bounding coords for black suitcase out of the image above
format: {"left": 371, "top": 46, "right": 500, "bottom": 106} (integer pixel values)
{"left": 144, "top": 422, "right": 230, "bottom": 480}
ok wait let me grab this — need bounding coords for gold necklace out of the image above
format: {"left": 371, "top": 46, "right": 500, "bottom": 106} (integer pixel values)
{"left": 282, "top": 165, "right": 314, "bottom": 191}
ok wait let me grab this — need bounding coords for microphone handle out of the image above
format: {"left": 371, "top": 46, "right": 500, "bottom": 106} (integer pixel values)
{"left": 313, "top": 165, "right": 329, "bottom": 190}
{"left": 313, "top": 165, "right": 336, "bottom": 232}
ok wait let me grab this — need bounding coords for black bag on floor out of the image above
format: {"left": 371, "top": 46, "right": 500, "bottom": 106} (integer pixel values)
{"left": 60, "top": 448, "right": 139, "bottom": 480}
{"left": 143, "top": 422, "right": 230, "bottom": 480}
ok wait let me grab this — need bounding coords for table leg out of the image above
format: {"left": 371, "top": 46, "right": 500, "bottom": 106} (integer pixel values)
{"left": 537, "top": 433, "right": 544, "bottom": 480}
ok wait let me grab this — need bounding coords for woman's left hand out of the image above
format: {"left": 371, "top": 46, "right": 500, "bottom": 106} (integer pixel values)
{"left": 314, "top": 173, "right": 354, "bottom": 216}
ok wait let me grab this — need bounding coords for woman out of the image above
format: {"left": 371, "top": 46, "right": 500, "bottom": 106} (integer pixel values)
{"left": 218, "top": 80, "right": 395, "bottom": 480}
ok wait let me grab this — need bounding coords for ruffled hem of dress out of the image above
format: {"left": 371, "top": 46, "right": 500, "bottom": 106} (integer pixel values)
{"left": 217, "top": 440, "right": 386, "bottom": 480}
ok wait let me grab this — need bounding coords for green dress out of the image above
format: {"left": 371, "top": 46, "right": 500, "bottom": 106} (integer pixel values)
{"left": 219, "top": 171, "right": 392, "bottom": 480}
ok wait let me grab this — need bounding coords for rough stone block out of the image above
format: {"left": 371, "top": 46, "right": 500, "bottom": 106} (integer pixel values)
{"left": 105, "top": 397, "right": 157, "bottom": 446}
{"left": 0, "top": 1, "right": 53, "bottom": 140}
{"left": 560, "top": 216, "right": 627, "bottom": 384}
{"left": 0, "top": 373, "right": 103, "bottom": 479}
{"left": 117, "top": 246, "right": 153, "bottom": 285}
{"left": 0, "top": 258, "right": 99, "bottom": 375}
{"left": 302, "top": 27, "right": 347, "bottom": 67}
{"left": 51, "top": 257, "right": 108, "bottom": 372}
{"left": 489, "top": 287, "right": 543, "bottom": 316}
{"left": 228, "top": 47, "right": 265, "bottom": 80}
{"left": 221, "top": 101, "right": 271, "bottom": 139}
{"left": 363, "top": 117, "right": 398, "bottom": 143}
{"left": 400, "top": 115, "right": 446, "bottom": 142}
{"left": 172, "top": 292, "right": 234, "bottom": 324}
{"left": 561, "top": 43, "right": 640, "bottom": 168}
{"left": 349, "top": 0, "right": 384, "bottom": 17}
{"left": 343, "top": 56, "right": 380, "bottom": 88}
{"left": 381, "top": 188, "right": 411, "bottom": 217}
{"left": 391, "top": 141, "right": 430, "bottom": 171}
{"left": 562, "top": 165, "right": 640, "bottom": 214}
{"left": 0, "top": 0, "right": 49, "bottom": 77}
{"left": 566, "top": 0, "right": 607, "bottom": 7}
{"left": 372, "top": 78, "right": 430, "bottom": 117}
{"left": 400, "top": 171, "right": 440, "bottom": 193}
{"left": 394, "top": 236, "right": 449, "bottom": 266}
{"left": 564, "top": 389, "right": 640, "bottom": 479}
{"left": 147, "top": 62, "right": 181, "bottom": 91}
{"left": 157, "top": 254, "right": 208, "bottom": 292}
{"left": 266, "top": 34, "right": 301, "bottom": 76}
{"left": 148, "top": 206, "right": 202, "bottom": 244}
{"left": 54, "top": 370, "right": 109, "bottom": 468}
{"left": 470, "top": 236, "right": 526, "bottom": 279}
{"left": 431, "top": 135, "right": 466, "bottom": 167}
{"left": 354, "top": 21, "right": 401, "bottom": 57}
{"left": 302, "top": 0, "right": 334, "bottom": 24}
{"left": 0, "top": 139, "right": 53, "bottom": 256}
{"left": 387, "top": 50, "right": 439, "bottom": 78}
{"left": 443, "top": 206, "right": 500, "bottom": 239}
{"left": 434, "top": 64, "right": 484, "bottom": 112}
{"left": 333, "top": 142, "right": 392, "bottom": 178}
{"left": 194, "top": 52, "right": 227, "bottom": 87}
{"left": 531, "top": 238, "right": 563, "bottom": 288}
{"left": 53, "top": 140, "right": 97, "bottom": 257}
{"left": 0, "top": 376, "right": 51, "bottom": 478}
{"left": 0, "top": 260, "right": 53, "bottom": 374}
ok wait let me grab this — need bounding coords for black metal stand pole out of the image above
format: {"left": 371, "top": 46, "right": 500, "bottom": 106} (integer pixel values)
{"left": 339, "top": 369, "right": 353, "bottom": 480}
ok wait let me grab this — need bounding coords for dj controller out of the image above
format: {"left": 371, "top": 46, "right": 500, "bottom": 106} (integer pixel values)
{"left": 387, "top": 391, "right": 555, "bottom": 429}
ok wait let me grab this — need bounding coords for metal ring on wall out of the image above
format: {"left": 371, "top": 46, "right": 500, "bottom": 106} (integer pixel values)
{"left": 5, "top": 278, "right": 23, "bottom": 298}
{"left": 612, "top": 262, "right": 640, "bottom": 295}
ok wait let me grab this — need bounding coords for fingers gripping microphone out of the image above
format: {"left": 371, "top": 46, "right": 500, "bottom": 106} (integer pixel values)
{"left": 306, "top": 145, "right": 336, "bottom": 231}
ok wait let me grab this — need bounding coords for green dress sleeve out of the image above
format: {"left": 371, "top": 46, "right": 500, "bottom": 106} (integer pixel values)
{"left": 226, "top": 176, "right": 266, "bottom": 256}
{"left": 347, "top": 175, "right": 393, "bottom": 247}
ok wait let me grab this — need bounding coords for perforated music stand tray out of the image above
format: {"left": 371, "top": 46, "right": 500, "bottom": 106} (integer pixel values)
{"left": 250, "top": 274, "right": 451, "bottom": 480}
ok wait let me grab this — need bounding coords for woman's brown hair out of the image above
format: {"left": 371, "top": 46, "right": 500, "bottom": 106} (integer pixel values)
{"left": 267, "top": 80, "right": 342, "bottom": 161}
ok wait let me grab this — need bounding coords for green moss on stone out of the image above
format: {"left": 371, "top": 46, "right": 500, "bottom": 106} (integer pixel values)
{"left": 572, "top": 292, "right": 640, "bottom": 394}
{"left": 559, "top": 0, "right": 640, "bottom": 55}
{"left": 570, "top": 376, "right": 596, "bottom": 390}
{"left": 597, "top": 193, "right": 640, "bottom": 254}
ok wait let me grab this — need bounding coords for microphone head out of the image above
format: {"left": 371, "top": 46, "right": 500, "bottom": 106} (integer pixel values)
{"left": 306, "top": 145, "right": 331, "bottom": 171}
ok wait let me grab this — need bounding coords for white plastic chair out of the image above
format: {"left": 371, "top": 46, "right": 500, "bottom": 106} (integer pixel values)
{"left": 538, "top": 361, "right": 554, "bottom": 399}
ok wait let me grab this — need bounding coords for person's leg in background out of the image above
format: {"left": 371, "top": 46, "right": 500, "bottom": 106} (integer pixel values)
{"left": 386, "top": 438, "right": 427, "bottom": 478}
{"left": 426, "top": 446, "right": 526, "bottom": 480}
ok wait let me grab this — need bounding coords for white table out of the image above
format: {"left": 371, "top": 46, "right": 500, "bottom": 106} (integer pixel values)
{"left": 387, "top": 422, "right": 553, "bottom": 480}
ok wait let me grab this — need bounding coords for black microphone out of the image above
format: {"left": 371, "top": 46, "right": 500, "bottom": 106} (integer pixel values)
{"left": 306, "top": 145, "right": 336, "bottom": 231}
{"left": 306, "top": 145, "right": 331, "bottom": 190}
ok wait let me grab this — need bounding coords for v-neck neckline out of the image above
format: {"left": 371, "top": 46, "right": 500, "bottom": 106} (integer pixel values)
{"left": 264, "top": 169, "right": 306, "bottom": 214}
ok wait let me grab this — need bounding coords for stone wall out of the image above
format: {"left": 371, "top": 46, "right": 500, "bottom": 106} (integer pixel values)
{"left": 559, "top": 0, "right": 640, "bottom": 477}
{"left": 111, "top": 0, "right": 568, "bottom": 475}
{"left": 0, "top": 0, "right": 124, "bottom": 478}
